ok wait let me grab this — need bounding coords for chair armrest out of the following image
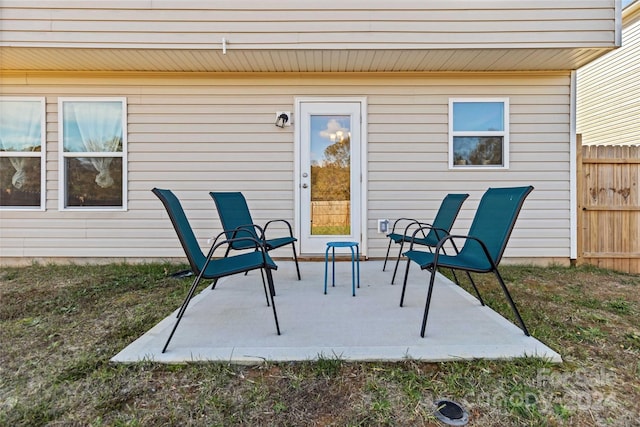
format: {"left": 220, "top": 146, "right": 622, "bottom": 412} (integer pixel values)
{"left": 205, "top": 231, "right": 273, "bottom": 267}
{"left": 206, "top": 229, "right": 261, "bottom": 254}
{"left": 389, "top": 217, "right": 421, "bottom": 234}
{"left": 407, "top": 224, "right": 451, "bottom": 246}
{"left": 430, "top": 234, "right": 497, "bottom": 269}
{"left": 206, "top": 230, "right": 230, "bottom": 252}
{"left": 263, "top": 219, "right": 294, "bottom": 237}
{"left": 226, "top": 223, "right": 265, "bottom": 240}
{"left": 401, "top": 221, "right": 433, "bottom": 238}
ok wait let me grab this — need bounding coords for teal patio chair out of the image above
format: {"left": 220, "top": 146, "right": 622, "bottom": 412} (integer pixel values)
{"left": 152, "top": 188, "right": 280, "bottom": 353}
{"left": 400, "top": 186, "right": 534, "bottom": 337}
{"left": 210, "top": 192, "right": 301, "bottom": 280}
{"left": 383, "top": 193, "right": 469, "bottom": 284}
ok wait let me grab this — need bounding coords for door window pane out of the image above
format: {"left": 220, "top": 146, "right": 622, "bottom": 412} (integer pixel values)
{"left": 310, "top": 115, "right": 351, "bottom": 235}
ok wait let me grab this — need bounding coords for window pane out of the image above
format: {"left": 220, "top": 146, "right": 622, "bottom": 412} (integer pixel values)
{"left": 0, "top": 157, "right": 41, "bottom": 207}
{"left": 63, "top": 101, "right": 123, "bottom": 153}
{"left": 65, "top": 157, "right": 123, "bottom": 207}
{"left": 453, "top": 102, "right": 504, "bottom": 132}
{"left": 453, "top": 136, "right": 503, "bottom": 166}
{"left": 310, "top": 115, "right": 351, "bottom": 235}
{"left": 0, "top": 100, "right": 42, "bottom": 152}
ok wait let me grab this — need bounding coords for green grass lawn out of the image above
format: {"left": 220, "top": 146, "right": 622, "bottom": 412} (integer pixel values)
{"left": 1, "top": 262, "right": 639, "bottom": 426}
{"left": 311, "top": 225, "right": 351, "bottom": 235}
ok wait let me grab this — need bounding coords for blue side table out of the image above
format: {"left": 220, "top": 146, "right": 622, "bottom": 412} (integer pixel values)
{"left": 324, "top": 241, "right": 360, "bottom": 296}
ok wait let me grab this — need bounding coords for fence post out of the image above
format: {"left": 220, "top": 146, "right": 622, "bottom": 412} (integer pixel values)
{"left": 576, "top": 134, "right": 583, "bottom": 266}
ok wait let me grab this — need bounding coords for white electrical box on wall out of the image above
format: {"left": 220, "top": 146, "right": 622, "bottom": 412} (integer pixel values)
{"left": 377, "top": 219, "right": 389, "bottom": 234}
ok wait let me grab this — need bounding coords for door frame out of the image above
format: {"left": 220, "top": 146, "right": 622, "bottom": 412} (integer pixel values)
{"left": 294, "top": 96, "right": 368, "bottom": 257}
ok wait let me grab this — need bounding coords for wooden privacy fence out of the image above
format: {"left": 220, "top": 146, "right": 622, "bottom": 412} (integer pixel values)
{"left": 311, "top": 200, "right": 350, "bottom": 227}
{"left": 577, "top": 142, "right": 640, "bottom": 273}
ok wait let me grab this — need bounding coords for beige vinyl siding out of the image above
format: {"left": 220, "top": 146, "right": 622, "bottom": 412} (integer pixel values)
{"left": 0, "top": 1, "right": 616, "bottom": 49}
{"left": 577, "top": 5, "right": 640, "bottom": 145}
{"left": 0, "top": 71, "right": 571, "bottom": 263}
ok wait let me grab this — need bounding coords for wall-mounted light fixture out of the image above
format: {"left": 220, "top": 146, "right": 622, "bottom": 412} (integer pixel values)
{"left": 275, "top": 112, "right": 290, "bottom": 127}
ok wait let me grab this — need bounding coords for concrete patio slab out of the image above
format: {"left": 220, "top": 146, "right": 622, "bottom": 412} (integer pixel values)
{"left": 111, "top": 261, "right": 561, "bottom": 364}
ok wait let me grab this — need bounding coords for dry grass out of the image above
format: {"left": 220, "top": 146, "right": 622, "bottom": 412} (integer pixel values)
{"left": 1, "top": 262, "right": 639, "bottom": 426}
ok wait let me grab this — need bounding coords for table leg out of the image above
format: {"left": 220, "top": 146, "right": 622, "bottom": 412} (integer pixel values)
{"left": 350, "top": 246, "right": 356, "bottom": 296}
{"left": 332, "top": 247, "right": 336, "bottom": 287}
{"left": 324, "top": 246, "right": 329, "bottom": 294}
{"left": 356, "top": 244, "right": 360, "bottom": 289}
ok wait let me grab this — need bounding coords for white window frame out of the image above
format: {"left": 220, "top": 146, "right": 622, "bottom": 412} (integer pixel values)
{"left": 58, "top": 97, "right": 127, "bottom": 211}
{"left": 0, "top": 97, "right": 46, "bottom": 211}
{"left": 448, "top": 98, "right": 509, "bottom": 169}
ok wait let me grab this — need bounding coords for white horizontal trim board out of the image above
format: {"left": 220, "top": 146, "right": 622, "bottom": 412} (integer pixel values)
{"left": 0, "top": 72, "right": 572, "bottom": 262}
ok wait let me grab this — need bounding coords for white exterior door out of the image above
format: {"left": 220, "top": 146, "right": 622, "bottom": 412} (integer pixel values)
{"left": 296, "top": 100, "right": 364, "bottom": 255}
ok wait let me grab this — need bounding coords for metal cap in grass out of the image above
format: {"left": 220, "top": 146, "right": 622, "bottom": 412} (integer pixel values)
{"left": 434, "top": 399, "right": 468, "bottom": 426}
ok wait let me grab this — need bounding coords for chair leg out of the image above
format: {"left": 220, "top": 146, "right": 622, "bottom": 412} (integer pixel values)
{"left": 493, "top": 269, "right": 530, "bottom": 336}
{"left": 211, "top": 245, "right": 233, "bottom": 290}
{"left": 420, "top": 268, "right": 438, "bottom": 338}
{"left": 437, "top": 244, "right": 482, "bottom": 303}
{"left": 464, "top": 271, "right": 485, "bottom": 306}
{"left": 383, "top": 237, "right": 393, "bottom": 271}
{"left": 439, "top": 245, "right": 462, "bottom": 287}
{"left": 390, "top": 240, "right": 406, "bottom": 285}
{"left": 164, "top": 271, "right": 207, "bottom": 353}
{"left": 399, "top": 256, "right": 412, "bottom": 307}
{"left": 265, "top": 268, "right": 276, "bottom": 297}
{"left": 264, "top": 268, "right": 281, "bottom": 335}
{"left": 180, "top": 279, "right": 213, "bottom": 318}
{"left": 449, "top": 269, "right": 461, "bottom": 286}
{"left": 291, "top": 242, "right": 301, "bottom": 280}
{"left": 259, "top": 268, "right": 271, "bottom": 307}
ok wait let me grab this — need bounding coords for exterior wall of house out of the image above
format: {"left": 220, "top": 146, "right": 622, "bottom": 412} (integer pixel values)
{"left": 0, "top": 1, "right": 616, "bottom": 50}
{"left": 577, "top": 3, "right": 640, "bottom": 145}
{"left": 0, "top": 71, "right": 572, "bottom": 265}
